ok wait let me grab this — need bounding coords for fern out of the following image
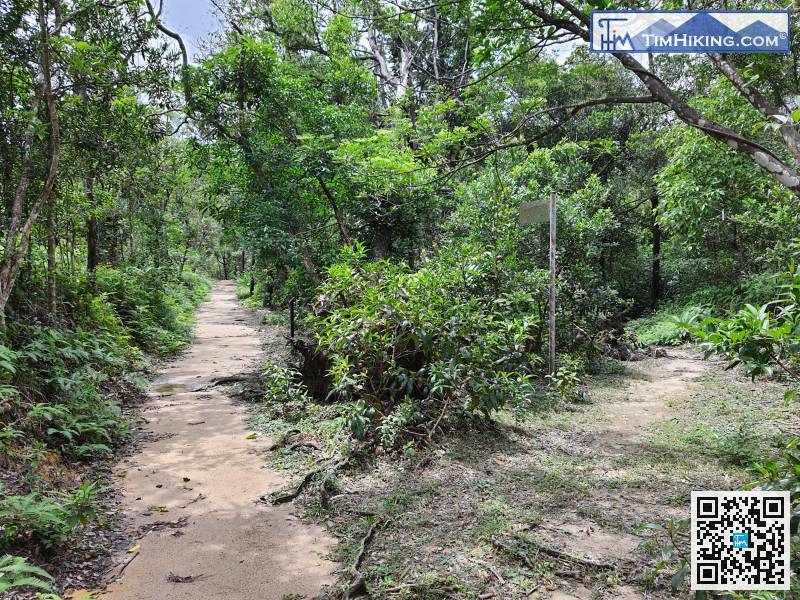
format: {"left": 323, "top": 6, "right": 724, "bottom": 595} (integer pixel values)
{"left": 0, "top": 555, "right": 54, "bottom": 594}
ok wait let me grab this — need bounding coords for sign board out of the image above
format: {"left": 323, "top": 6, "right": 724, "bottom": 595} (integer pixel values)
{"left": 519, "top": 200, "right": 549, "bottom": 224}
{"left": 590, "top": 11, "right": 790, "bottom": 54}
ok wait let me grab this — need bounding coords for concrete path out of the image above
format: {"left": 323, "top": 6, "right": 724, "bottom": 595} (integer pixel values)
{"left": 103, "top": 281, "right": 336, "bottom": 600}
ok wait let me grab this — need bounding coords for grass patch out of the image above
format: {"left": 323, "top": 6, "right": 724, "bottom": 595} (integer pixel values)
{"left": 627, "top": 304, "right": 707, "bottom": 346}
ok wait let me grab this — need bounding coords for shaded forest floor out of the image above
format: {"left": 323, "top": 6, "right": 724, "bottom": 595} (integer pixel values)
{"left": 253, "top": 341, "right": 795, "bottom": 598}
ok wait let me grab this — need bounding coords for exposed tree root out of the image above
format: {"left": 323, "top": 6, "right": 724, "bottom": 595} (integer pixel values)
{"left": 192, "top": 374, "right": 253, "bottom": 392}
{"left": 264, "top": 455, "right": 349, "bottom": 504}
{"left": 468, "top": 557, "right": 505, "bottom": 585}
{"left": 346, "top": 519, "right": 382, "bottom": 598}
{"left": 492, "top": 533, "right": 616, "bottom": 571}
{"left": 268, "top": 429, "right": 302, "bottom": 450}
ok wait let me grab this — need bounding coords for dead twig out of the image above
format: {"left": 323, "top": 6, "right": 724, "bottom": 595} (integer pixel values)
{"left": 167, "top": 572, "right": 203, "bottom": 583}
{"left": 137, "top": 515, "right": 189, "bottom": 534}
{"left": 179, "top": 493, "right": 206, "bottom": 508}
{"left": 106, "top": 551, "right": 139, "bottom": 583}
{"left": 427, "top": 395, "right": 452, "bottom": 442}
{"left": 268, "top": 428, "right": 302, "bottom": 450}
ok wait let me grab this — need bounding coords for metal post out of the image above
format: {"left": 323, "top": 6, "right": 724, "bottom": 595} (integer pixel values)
{"left": 289, "top": 297, "right": 296, "bottom": 340}
{"left": 549, "top": 190, "right": 557, "bottom": 375}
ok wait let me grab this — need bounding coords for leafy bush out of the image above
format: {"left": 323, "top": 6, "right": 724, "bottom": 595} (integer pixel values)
{"left": 262, "top": 362, "right": 311, "bottom": 405}
{"left": 646, "top": 268, "right": 800, "bottom": 596}
{"left": 681, "top": 266, "right": 800, "bottom": 383}
{"left": 0, "top": 267, "right": 210, "bottom": 465}
{"left": 308, "top": 244, "right": 544, "bottom": 445}
{"left": 1, "top": 324, "right": 130, "bottom": 458}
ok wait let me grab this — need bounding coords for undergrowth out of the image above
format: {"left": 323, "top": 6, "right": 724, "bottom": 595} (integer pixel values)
{"left": 0, "top": 267, "right": 210, "bottom": 591}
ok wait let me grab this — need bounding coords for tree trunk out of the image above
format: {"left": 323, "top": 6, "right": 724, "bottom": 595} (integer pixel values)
{"left": 249, "top": 253, "right": 255, "bottom": 297}
{"left": 69, "top": 222, "right": 76, "bottom": 275}
{"left": 86, "top": 176, "right": 98, "bottom": 273}
{"left": 650, "top": 192, "right": 662, "bottom": 309}
{"left": 0, "top": 0, "right": 60, "bottom": 328}
{"left": 178, "top": 246, "right": 189, "bottom": 275}
{"left": 47, "top": 190, "right": 57, "bottom": 315}
{"left": 370, "top": 219, "right": 391, "bottom": 259}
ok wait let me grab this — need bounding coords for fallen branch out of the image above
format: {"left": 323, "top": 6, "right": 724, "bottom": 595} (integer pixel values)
{"left": 288, "top": 440, "right": 322, "bottom": 451}
{"left": 106, "top": 551, "right": 139, "bottom": 583}
{"left": 427, "top": 395, "right": 452, "bottom": 442}
{"left": 193, "top": 374, "right": 252, "bottom": 391}
{"left": 346, "top": 519, "right": 382, "bottom": 598}
{"left": 137, "top": 515, "right": 189, "bottom": 534}
{"left": 179, "top": 493, "right": 206, "bottom": 508}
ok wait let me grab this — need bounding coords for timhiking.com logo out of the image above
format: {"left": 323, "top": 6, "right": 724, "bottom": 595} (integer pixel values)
{"left": 590, "top": 11, "right": 790, "bottom": 54}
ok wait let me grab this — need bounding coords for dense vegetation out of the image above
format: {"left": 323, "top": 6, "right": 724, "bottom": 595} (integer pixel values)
{"left": 1, "top": 0, "right": 798, "bottom": 596}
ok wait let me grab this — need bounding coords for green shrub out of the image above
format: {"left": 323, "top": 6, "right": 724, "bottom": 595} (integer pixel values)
{"left": 682, "top": 266, "right": 799, "bottom": 384}
{"left": 262, "top": 362, "right": 311, "bottom": 405}
{"left": 93, "top": 266, "right": 210, "bottom": 354}
{"left": 1, "top": 268, "right": 209, "bottom": 467}
{"left": 308, "top": 244, "right": 544, "bottom": 445}
{"left": 2, "top": 324, "right": 130, "bottom": 458}
{"left": 673, "top": 266, "right": 800, "bottom": 386}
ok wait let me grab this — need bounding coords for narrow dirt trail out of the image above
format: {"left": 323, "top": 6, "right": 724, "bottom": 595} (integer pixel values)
{"left": 534, "top": 350, "right": 713, "bottom": 599}
{"left": 103, "top": 281, "right": 335, "bottom": 600}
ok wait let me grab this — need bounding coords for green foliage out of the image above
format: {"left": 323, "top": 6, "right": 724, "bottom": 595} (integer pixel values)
{"left": 0, "top": 267, "right": 210, "bottom": 475}
{"left": 0, "top": 555, "right": 55, "bottom": 594}
{"left": 309, "top": 243, "right": 544, "bottom": 445}
{"left": 262, "top": 362, "right": 311, "bottom": 405}
{"left": 2, "top": 323, "right": 129, "bottom": 458}
{"left": 629, "top": 305, "right": 707, "bottom": 346}
{"left": 545, "top": 366, "right": 586, "bottom": 403}
{"left": 93, "top": 267, "right": 211, "bottom": 354}
{"left": 637, "top": 518, "right": 691, "bottom": 591}
{"left": 682, "top": 266, "right": 800, "bottom": 381}
{"left": 0, "top": 482, "right": 101, "bottom": 551}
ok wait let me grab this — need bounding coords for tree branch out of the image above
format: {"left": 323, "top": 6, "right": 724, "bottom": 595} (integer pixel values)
{"left": 515, "top": 0, "right": 800, "bottom": 196}
{"left": 143, "top": 0, "right": 192, "bottom": 104}
{"left": 708, "top": 52, "right": 800, "bottom": 163}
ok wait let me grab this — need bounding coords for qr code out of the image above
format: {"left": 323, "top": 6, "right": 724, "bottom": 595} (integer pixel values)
{"left": 691, "top": 491, "right": 790, "bottom": 590}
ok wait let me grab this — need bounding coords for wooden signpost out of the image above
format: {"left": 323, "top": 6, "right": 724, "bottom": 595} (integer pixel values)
{"left": 519, "top": 190, "right": 557, "bottom": 374}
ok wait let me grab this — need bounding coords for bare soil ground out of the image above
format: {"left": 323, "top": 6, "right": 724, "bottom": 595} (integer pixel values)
{"left": 304, "top": 349, "right": 795, "bottom": 599}
{"left": 98, "top": 281, "right": 336, "bottom": 600}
